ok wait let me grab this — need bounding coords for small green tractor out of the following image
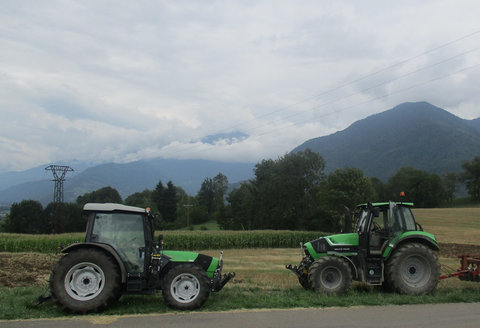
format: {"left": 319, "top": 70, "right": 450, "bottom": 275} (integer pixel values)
{"left": 287, "top": 201, "right": 440, "bottom": 294}
{"left": 49, "top": 203, "right": 234, "bottom": 313}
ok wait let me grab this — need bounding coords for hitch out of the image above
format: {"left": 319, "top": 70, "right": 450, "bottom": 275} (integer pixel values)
{"left": 286, "top": 264, "right": 303, "bottom": 278}
{"left": 439, "top": 254, "right": 480, "bottom": 282}
{"left": 211, "top": 251, "right": 236, "bottom": 291}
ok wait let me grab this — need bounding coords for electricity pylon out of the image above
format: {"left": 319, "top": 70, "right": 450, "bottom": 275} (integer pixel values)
{"left": 45, "top": 165, "right": 74, "bottom": 233}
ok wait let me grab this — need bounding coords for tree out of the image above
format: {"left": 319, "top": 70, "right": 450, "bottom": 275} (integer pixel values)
{"left": 3, "top": 200, "right": 47, "bottom": 234}
{"left": 442, "top": 172, "right": 457, "bottom": 204}
{"left": 197, "top": 173, "right": 229, "bottom": 223}
{"left": 386, "top": 167, "right": 446, "bottom": 207}
{"left": 225, "top": 182, "right": 256, "bottom": 230}
{"left": 125, "top": 189, "right": 155, "bottom": 210}
{"left": 163, "top": 181, "right": 177, "bottom": 222}
{"left": 460, "top": 156, "right": 480, "bottom": 201}
{"left": 76, "top": 186, "right": 122, "bottom": 205}
{"left": 317, "top": 168, "right": 376, "bottom": 232}
{"left": 152, "top": 180, "right": 177, "bottom": 223}
{"left": 44, "top": 202, "right": 85, "bottom": 232}
{"left": 227, "top": 149, "right": 325, "bottom": 230}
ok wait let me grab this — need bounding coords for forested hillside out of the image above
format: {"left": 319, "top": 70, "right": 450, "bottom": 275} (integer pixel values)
{"left": 293, "top": 102, "right": 480, "bottom": 180}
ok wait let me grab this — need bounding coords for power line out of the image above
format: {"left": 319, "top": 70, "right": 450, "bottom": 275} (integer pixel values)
{"left": 160, "top": 29, "right": 480, "bottom": 157}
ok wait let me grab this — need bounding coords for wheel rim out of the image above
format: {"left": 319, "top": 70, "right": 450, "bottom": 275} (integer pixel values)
{"left": 400, "top": 255, "right": 431, "bottom": 287}
{"left": 64, "top": 262, "right": 105, "bottom": 301}
{"left": 320, "top": 266, "right": 342, "bottom": 289}
{"left": 170, "top": 273, "right": 201, "bottom": 303}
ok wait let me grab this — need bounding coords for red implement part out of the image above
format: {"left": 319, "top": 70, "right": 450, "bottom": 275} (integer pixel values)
{"left": 439, "top": 254, "right": 480, "bottom": 281}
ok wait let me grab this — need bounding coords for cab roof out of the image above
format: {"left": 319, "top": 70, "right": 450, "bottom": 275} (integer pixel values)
{"left": 83, "top": 203, "right": 147, "bottom": 214}
{"left": 357, "top": 201, "right": 414, "bottom": 209}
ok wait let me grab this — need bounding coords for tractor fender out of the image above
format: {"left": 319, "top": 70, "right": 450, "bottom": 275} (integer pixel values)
{"left": 61, "top": 242, "right": 127, "bottom": 283}
{"left": 327, "top": 252, "right": 359, "bottom": 280}
{"left": 382, "top": 235, "right": 439, "bottom": 261}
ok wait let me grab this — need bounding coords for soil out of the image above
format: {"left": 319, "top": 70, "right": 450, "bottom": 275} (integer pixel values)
{"left": 1, "top": 243, "right": 479, "bottom": 288}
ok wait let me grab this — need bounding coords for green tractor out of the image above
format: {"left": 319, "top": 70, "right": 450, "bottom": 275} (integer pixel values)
{"left": 286, "top": 201, "right": 440, "bottom": 294}
{"left": 49, "top": 203, "right": 234, "bottom": 313}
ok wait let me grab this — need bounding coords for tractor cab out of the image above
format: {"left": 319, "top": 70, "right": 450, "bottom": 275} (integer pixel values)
{"left": 352, "top": 202, "right": 420, "bottom": 257}
{"left": 84, "top": 203, "right": 155, "bottom": 274}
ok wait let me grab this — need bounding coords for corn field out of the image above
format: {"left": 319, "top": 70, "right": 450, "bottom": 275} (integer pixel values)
{"left": 0, "top": 231, "right": 327, "bottom": 253}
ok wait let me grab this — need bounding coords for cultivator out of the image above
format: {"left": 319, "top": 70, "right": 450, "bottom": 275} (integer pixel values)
{"left": 440, "top": 254, "right": 480, "bottom": 282}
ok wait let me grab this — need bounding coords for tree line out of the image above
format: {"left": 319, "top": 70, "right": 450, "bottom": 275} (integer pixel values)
{"left": 1, "top": 151, "right": 479, "bottom": 234}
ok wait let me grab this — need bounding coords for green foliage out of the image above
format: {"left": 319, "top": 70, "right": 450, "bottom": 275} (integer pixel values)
{"left": 2, "top": 201, "right": 85, "bottom": 234}
{"left": 0, "top": 231, "right": 325, "bottom": 252}
{"left": 152, "top": 180, "right": 177, "bottom": 222}
{"left": 386, "top": 167, "right": 447, "bottom": 207}
{"left": 2, "top": 200, "right": 47, "bottom": 234}
{"left": 228, "top": 149, "right": 326, "bottom": 230}
{"left": 197, "top": 173, "right": 229, "bottom": 223}
{"left": 318, "top": 168, "right": 376, "bottom": 231}
{"left": 44, "top": 202, "right": 85, "bottom": 233}
{"left": 0, "top": 232, "right": 83, "bottom": 252}
{"left": 125, "top": 189, "right": 155, "bottom": 209}
{"left": 2, "top": 285, "right": 480, "bottom": 320}
{"left": 76, "top": 186, "right": 122, "bottom": 205}
{"left": 460, "top": 156, "right": 480, "bottom": 201}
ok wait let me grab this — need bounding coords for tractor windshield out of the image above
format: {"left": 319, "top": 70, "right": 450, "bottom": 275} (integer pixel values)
{"left": 355, "top": 209, "right": 370, "bottom": 233}
{"left": 91, "top": 212, "right": 146, "bottom": 272}
{"left": 389, "top": 203, "right": 417, "bottom": 234}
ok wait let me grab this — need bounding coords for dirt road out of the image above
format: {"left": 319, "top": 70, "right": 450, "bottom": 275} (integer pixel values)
{"left": 2, "top": 303, "right": 479, "bottom": 328}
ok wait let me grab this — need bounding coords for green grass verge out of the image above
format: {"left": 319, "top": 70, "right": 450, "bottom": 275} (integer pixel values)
{"left": 1, "top": 286, "right": 480, "bottom": 321}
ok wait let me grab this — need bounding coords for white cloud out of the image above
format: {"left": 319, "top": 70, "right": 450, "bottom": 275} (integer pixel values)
{"left": 1, "top": 0, "right": 480, "bottom": 172}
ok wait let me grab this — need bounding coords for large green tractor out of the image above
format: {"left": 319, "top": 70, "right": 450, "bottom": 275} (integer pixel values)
{"left": 287, "top": 201, "right": 440, "bottom": 294}
{"left": 49, "top": 203, "right": 234, "bottom": 313}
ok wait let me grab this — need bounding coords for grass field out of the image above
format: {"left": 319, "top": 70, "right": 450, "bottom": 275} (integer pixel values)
{"left": 413, "top": 208, "right": 480, "bottom": 245}
{"left": 1, "top": 248, "right": 479, "bottom": 320}
{"left": 0, "top": 207, "right": 479, "bottom": 320}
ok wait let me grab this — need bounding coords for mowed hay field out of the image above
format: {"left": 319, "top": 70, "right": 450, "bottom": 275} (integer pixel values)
{"left": 0, "top": 207, "right": 479, "bottom": 291}
{"left": 413, "top": 208, "right": 480, "bottom": 245}
{"left": 0, "top": 207, "right": 479, "bottom": 321}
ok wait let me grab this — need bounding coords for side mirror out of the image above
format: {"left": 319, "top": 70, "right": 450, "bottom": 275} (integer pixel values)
{"left": 343, "top": 206, "right": 351, "bottom": 233}
{"left": 158, "top": 234, "right": 164, "bottom": 250}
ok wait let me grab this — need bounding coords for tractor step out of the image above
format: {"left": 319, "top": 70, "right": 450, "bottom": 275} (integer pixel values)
{"left": 365, "top": 258, "right": 383, "bottom": 285}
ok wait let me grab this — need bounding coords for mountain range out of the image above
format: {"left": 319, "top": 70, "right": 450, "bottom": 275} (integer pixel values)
{"left": 0, "top": 159, "right": 255, "bottom": 206}
{"left": 293, "top": 102, "right": 480, "bottom": 180}
{"left": 1, "top": 101, "right": 479, "bottom": 206}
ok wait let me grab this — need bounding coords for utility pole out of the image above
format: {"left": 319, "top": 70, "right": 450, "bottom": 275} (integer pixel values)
{"left": 45, "top": 165, "right": 74, "bottom": 233}
{"left": 183, "top": 204, "right": 193, "bottom": 227}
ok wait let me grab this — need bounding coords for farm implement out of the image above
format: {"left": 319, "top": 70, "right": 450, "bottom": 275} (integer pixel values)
{"left": 440, "top": 254, "right": 480, "bottom": 282}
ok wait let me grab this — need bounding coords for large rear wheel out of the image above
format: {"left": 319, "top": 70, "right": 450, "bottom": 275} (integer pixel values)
{"left": 162, "top": 264, "right": 210, "bottom": 310}
{"left": 308, "top": 256, "right": 351, "bottom": 295}
{"left": 50, "top": 248, "right": 121, "bottom": 313}
{"left": 386, "top": 243, "right": 440, "bottom": 295}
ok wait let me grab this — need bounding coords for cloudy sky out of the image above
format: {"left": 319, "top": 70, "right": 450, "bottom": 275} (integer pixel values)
{"left": 1, "top": 0, "right": 480, "bottom": 173}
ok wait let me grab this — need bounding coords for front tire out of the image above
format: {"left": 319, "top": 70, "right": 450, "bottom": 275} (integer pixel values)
{"left": 308, "top": 256, "right": 352, "bottom": 295}
{"left": 50, "top": 248, "right": 121, "bottom": 313}
{"left": 162, "top": 264, "right": 210, "bottom": 310}
{"left": 386, "top": 243, "right": 440, "bottom": 295}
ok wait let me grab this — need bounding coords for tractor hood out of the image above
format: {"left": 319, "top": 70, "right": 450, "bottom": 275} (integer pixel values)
{"left": 304, "top": 233, "right": 359, "bottom": 260}
{"left": 161, "top": 250, "right": 219, "bottom": 278}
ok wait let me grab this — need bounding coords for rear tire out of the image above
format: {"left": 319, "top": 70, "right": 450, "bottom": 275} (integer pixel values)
{"left": 386, "top": 243, "right": 440, "bottom": 295}
{"left": 308, "top": 256, "right": 351, "bottom": 295}
{"left": 50, "top": 248, "right": 121, "bottom": 313}
{"left": 162, "top": 264, "right": 210, "bottom": 310}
